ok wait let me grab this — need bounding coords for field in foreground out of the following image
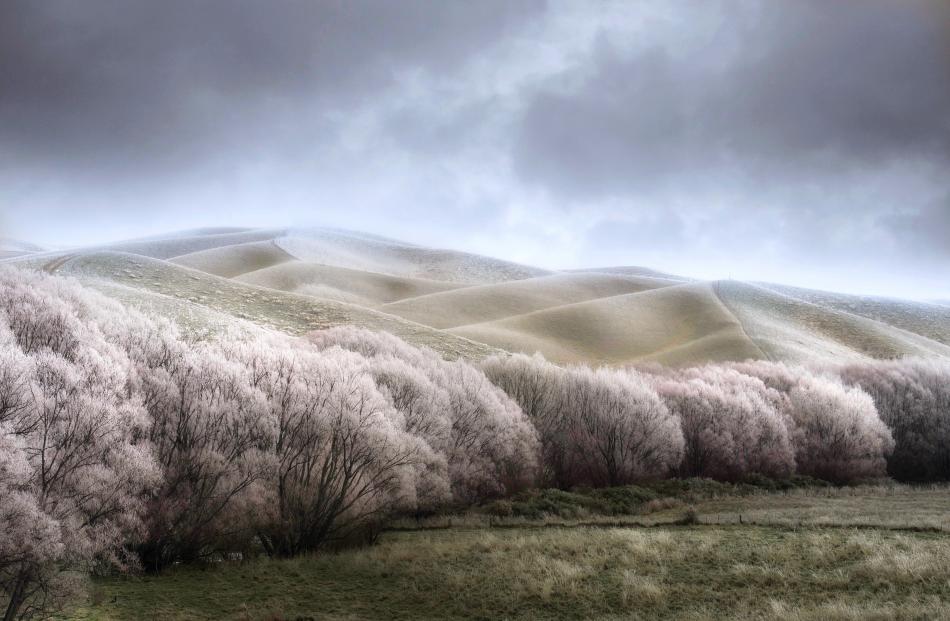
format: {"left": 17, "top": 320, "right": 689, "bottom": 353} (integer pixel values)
{"left": 67, "top": 487, "right": 950, "bottom": 620}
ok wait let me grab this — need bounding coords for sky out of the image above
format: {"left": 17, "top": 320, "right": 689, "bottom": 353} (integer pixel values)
{"left": 2, "top": 0, "right": 949, "bottom": 299}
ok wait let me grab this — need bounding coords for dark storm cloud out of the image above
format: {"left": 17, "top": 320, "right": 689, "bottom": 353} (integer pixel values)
{"left": 0, "top": 0, "right": 541, "bottom": 178}
{"left": 515, "top": 0, "right": 950, "bottom": 197}
{"left": 2, "top": 0, "right": 948, "bottom": 298}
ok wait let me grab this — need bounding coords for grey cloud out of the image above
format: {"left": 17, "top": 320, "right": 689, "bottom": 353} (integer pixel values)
{"left": 515, "top": 0, "right": 950, "bottom": 198}
{"left": 0, "top": 0, "right": 542, "bottom": 179}
{"left": 508, "top": 0, "right": 950, "bottom": 293}
{"left": 1, "top": 0, "right": 948, "bottom": 298}
{"left": 887, "top": 197, "right": 950, "bottom": 261}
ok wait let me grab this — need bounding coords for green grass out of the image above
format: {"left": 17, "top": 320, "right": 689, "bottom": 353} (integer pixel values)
{"left": 63, "top": 485, "right": 950, "bottom": 621}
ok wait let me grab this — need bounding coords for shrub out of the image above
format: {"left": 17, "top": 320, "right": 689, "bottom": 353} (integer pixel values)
{"left": 838, "top": 358, "right": 950, "bottom": 481}
{"left": 484, "top": 354, "right": 684, "bottom": 488}
{"left": 310, "top": 328, "right": 540, "bottom": 502}
{"left": 0, "top": 268, "right": 159, "bottom": 619}
{"left": 728, "top": 361, "right": 894, "bottom": 483}
{"left": 649, "top": 365, "right": 795, "bottom": 481}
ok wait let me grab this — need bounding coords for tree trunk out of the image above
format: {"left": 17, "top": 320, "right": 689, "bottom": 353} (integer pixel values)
{"left": 3, "top": 573, "right": 27, "bottom": 621}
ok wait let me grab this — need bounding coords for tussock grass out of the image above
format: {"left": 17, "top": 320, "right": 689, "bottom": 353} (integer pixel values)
{"left": 68, "top": 525, "right": 950, "bottom": 620}
{"left": 690, "top": 484, "right": 950, "bottom": 531}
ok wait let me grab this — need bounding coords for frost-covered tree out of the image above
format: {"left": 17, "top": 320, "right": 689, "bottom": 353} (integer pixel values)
{"left": 562, "top": 367, "right": 684, "bottom": 486}
{"left": 784, "top": 376, "right": 893, "bottom": 482}
{"left": 649, "top": 366, "right": 795, "bottom": 481}
{"left": 309, "top": 328, "right": 540, "bottom": 502}
{"left": 0, "top": 268, "right": 159, "bottom": 620}
{"left": 838, "top": 358, "right": 950, "bottom": 481}
{"left": 729, "top": 361, "right": 893, "bottom": 482}
{"left": 482, "top": 354, "right": 566, "bottom": 485}
{"left": 130, "top": 337, "right": 274, "bottom": 571}
{"left": 442, "top": 360, "right": 539, "bottom": 501}
{"left": 227, "top": 339, "right": 442, "bottom": 555}
{"left": 484, "top": 355, "right": 683, "bottom": 488}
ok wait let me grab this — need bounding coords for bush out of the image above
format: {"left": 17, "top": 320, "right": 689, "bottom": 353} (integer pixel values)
{"left": 312, "top": 328, "right": 540, "bottom": 503}
{"left": 838, "top": 358, "right": 950, "bottom": 481}
{"left": 648, "top": 365, "right": 795, "bottom": 481}
{"left": 483, "top": 354, "right": 684, "bottom": 488}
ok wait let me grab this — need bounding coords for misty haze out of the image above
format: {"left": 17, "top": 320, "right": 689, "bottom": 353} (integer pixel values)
{"left": 2, "top": 1, "right": 950, "bottom": 620}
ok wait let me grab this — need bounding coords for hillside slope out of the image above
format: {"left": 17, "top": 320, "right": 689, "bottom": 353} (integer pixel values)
{"left": 88, "top": 229, "right": 287, "bottom": 260}
{"left": 277, "top": 229, "right": 551, "bottom": 284}
{"left": 43, "top": 252, "right": 496, "bottom": 360}
{"left": 716, "top": 281, "right": 950, "bottom": 363}
{"left": 236, "top": 260, "right": 464, "bottom": 305}
{"left": 382, "top": 272, "right": 680, "bottom": 329}
{"left": 449, "top": 282, "right": 764, "bottom": 366}
{"left": 5, "top": 227, "right": 949, "bottom": 368}
{"left": 171, "top": 241, "right": 295, "bottom": 278}
{"left": 757, "top": 283, "right": 950, "bottom": 346}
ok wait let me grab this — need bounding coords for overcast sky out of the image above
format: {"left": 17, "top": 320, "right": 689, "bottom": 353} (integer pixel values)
{"left": 2, "top": 0, "right": 948, "bottom": 298}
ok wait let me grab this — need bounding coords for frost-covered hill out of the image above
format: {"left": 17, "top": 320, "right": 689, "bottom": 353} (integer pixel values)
{"left": 0, "top": 237, "right": 45, "bottom": 259}
{"left": 5, "top": 227, "right": 950, "bottom": 367}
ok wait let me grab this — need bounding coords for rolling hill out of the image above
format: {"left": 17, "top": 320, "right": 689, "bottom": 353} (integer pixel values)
{"left": 449, "top": 282, "right": 765, "bottom": 366}
{"left": 4, "top": 227, "right": 949, "bottom": 367}
{"left": 381, "top": 272, "right": 681, "bottom": 330}
{"left": 0, "top": 237, "right": 45, "bottom": 260}
{"left": 236, "top": 260, "right": 464, "bottom": 306}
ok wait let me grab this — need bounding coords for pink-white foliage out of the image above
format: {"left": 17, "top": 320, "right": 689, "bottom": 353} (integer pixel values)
{"left": 310, "top": 327, "right": 540, "bottom": 502}
{"left": 225, "top": 338, "right": 443, "bottom": 555}
{"left": 131, "top": 336, "right": 274, "bottom": 569}
{"left": 562, "top": 366, "right": 684, "bottom": 487}
{"left": 482, "top": 353, "right": 576, "bottom": 487}
{"left": 784, "top": 375, "right": 893, "bottom": 482}
{"left": 442, "top": 360, "right": 540, "bottom": 501}
{"left": 726, "top": 361, "right": 894, "bottom": 482}
{"left": 838, "top": 358, "right": 950, "bottom": 481}
{"left": 484, "top": 355, "right": 684, "bottom": 488}
{"left": 0, "top": 267, "right": 159, "bottom": 619}
{"left": 0, "top": 429, "right": 68, "bottom": 620}
{"left": 649, "top": 366, "right": 795, "bottom": 481}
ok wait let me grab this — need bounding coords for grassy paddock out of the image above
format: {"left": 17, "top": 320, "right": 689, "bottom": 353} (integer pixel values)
{"left": 70, "top": 526, "right": 950, "bottom": 620}
{"left": 65, "top": 485, "right": 950, "bottom": 620}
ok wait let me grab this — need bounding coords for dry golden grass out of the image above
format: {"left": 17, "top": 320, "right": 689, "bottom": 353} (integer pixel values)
{"left": 449, "top": 282, "right": 764, "bottom": 366}
{"left": 70, "top": 524, "right": 950, "bottom": 620}
{"left": 51, "top": 252, "right": 497, "bottom": 360}
{"left": 686, "top": 484, "right": 950, "bottom": 531}
{"left": 277, "top": 230, "right": 550, "bottom": 284}
{"left": 9, "top": 227, "right": 950, "bottom": 368}
{"left": 170, "top": 241, "right": 295, "bottom": 278}
{"left": 381, "top": 272, "right": 676, "bottom": 329}
{"left": 716, "top": 280, "right": 950, "bottom": 363}
{"left": 760, "top": 282, "right": 950, "bottom": 346}
{"left": 90, "top": 229, "right": 287, "bottom": 260}
{"left": 236, "top": 260, "right": 463, "bottom": 305}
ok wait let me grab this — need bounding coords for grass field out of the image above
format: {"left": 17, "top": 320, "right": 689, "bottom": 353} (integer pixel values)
{"left": 64, "top": 485, "right": 950, "bottom": 620}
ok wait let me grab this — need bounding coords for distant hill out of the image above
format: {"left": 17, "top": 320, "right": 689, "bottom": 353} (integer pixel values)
{"left": 0, "top": 237, "right": 45, "bottom": 259}
{"left": 6, "top": 227, "right": 950, "bottom": 367}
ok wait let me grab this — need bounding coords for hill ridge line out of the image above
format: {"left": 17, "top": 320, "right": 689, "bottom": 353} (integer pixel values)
{"left": 710, "top": 280, "right": 771, "bottom": 362}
